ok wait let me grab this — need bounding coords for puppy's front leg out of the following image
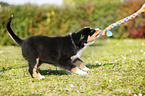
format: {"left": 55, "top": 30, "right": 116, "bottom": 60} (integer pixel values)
{"left": 59, "top": 59, "right": 87, "bottom": 75}
{"left": 72, "top": 58, "right": 90, "bottom": 71}
{"left": 71, "top": 67, "right": 87, "bottom": 75}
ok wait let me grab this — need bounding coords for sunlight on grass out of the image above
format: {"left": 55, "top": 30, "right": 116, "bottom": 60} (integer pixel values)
{"left": 0, "top": 39, "right": 145, "bottom": 95}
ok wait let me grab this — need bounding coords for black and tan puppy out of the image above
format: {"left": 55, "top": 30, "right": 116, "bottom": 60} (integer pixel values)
{"left": 6, "top": 16, "right": 101, "bottom": 79}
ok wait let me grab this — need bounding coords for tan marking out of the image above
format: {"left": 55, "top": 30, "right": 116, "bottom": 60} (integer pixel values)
{"left": 32, "top": 58, "right": 41, "bottom": 79}
{"left": 71, "top": 67, "right": 87, "bottom": 75}
{"left": 71, "top": 67, "right": 78, "bottom": 73}
{"left": 74, "top": 60, "right": 85, "bottom": 69}
{"left": 7, "top": 32, "right": 18, "bottom": 45}
{"left": 87, "top": 29, "right": 101, "bottom": 43}
{"left": 71, "top": 56, "right": 74, "bottom": 60}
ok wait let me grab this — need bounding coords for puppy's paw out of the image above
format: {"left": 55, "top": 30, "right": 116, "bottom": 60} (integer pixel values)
{"left": 71, "top": 67, "right": 87, "bottom": 75}
{"left": 75, "top": 68, "right": 87, "bottom": 75}
{"left": 39, "top": 75, "right": 45, "bottom": 79}
{"left": 37, "top": 73, "right": 45, "bottom": 80}
{"left": 82, "top": 66, "right": 90, "bottom": 71}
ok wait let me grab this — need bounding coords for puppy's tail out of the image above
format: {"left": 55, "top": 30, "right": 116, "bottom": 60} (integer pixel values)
{"left": 6, "top": 15, "right": 23, "bottom": 46}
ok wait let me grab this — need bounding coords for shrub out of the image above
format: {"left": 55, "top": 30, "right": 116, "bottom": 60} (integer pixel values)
{"left": 0, "top": 1, "right": 120, "bottom": 45}
{"left": 115, "top": 0, "right": 145, "bottom": 38}
{"left": 1, "top": 0, "right": 144, "bottom": 45}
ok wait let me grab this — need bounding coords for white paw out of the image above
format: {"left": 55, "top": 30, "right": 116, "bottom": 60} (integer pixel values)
{"left": 82, "top": 66, "right": 90, "bottom": 71}
{"left": 39, "top": 74, "right": 45, "bottom": 80}
{"left": 75, "top": 68, "right": 87, "bottom": 75}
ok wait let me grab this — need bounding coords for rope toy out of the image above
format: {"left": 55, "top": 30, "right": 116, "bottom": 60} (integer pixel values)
{"left": 96, "top": 4, "right": 145, "bottom": 38}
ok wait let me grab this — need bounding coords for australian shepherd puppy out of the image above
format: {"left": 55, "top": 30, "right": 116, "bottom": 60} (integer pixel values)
{"left": 6, "top": 16, "right": 101, "bottom": 80}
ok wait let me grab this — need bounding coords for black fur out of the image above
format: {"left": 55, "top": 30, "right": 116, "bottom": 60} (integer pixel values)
{"left": 6, "top": 17, "right": 96, "bottom": 78}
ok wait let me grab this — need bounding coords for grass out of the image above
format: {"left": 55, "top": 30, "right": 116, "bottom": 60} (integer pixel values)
{"left": 0, "top": 39, "right": 145, "bottom": 96}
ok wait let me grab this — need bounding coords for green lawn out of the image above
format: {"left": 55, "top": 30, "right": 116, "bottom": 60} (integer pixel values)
{"left": 0, "top": 39, "right": 145, "bottom": 95}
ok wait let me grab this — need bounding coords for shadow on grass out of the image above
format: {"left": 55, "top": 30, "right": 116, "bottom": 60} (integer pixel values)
{"left": 1, "top": 65, "right": 68, "bottom": 76}
{"left": 1, "top": 65, "right": 27, "bottom": 72}
{"left": 1, "top": 62, "right": 119, "bottom": 76}
{"left": 39, "top": 62, "right": 119, "bottom": 76}
{"left": 89, "top": 43, "right": 104, "bottom": 47}
{"left": 86, "top": 63, "right": 119, "bottom": 69}
{"left": 39, "top": 69, "right": 69, "bottom": 76}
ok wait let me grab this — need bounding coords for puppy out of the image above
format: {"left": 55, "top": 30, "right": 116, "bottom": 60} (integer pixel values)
{"left": 6, "top": 16, "right": 101, "bottom": 79}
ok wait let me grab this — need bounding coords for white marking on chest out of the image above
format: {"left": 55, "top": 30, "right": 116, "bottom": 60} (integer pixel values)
{"left": 72, "top": 41, "right": 95, "bottom": 61}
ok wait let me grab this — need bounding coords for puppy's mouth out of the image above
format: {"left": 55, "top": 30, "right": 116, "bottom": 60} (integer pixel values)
{"left": 87, "top": 28, "right": 101, "bottom": 43}
{"left": 84, "top": 41, "right": 95, "bottom": 46}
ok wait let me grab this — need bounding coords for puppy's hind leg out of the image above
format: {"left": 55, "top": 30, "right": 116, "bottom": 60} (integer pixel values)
{"left": 28, "top": 58, "right": 45, "bottom": 80}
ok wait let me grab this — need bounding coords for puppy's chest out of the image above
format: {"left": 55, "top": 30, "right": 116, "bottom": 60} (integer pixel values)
{"left": 71, "top": 45, "right": 88, "bottom": 61}
{"left": 71, "top": 41, "right": 95, "bottom": 61}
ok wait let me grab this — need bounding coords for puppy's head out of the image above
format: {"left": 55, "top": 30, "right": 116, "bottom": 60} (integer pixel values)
{"left": 78, "top": 27, "right": 101, "bottom": 45}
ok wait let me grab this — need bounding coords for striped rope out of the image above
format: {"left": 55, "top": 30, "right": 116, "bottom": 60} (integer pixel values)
{"left": 102, "top": 12, "right": 141, "bottom": 35}
{"left": 97, "top": 8, "right": 145, "bottom": 37}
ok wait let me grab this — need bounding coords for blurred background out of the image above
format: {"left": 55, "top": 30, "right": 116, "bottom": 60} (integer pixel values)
{"left": 0, "top": 0, "right": 145, "bottom": 45}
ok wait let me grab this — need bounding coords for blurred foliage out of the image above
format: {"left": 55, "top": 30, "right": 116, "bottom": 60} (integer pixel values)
{"left": 0, "top": 2, "right": 9, "bottom": 7}
{"left": 0, "top": 0, "right": 144, "bottom": 45}
{"left": 115, "top": 0, "right": 145, "bottom": 38}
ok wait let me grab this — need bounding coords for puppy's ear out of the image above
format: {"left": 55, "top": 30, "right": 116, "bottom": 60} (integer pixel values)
{"left": 76, "top": 34, "right": 86, "bottom": 47}
{"left": 77, "top": 34, "right": 84, "bottom": 44}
